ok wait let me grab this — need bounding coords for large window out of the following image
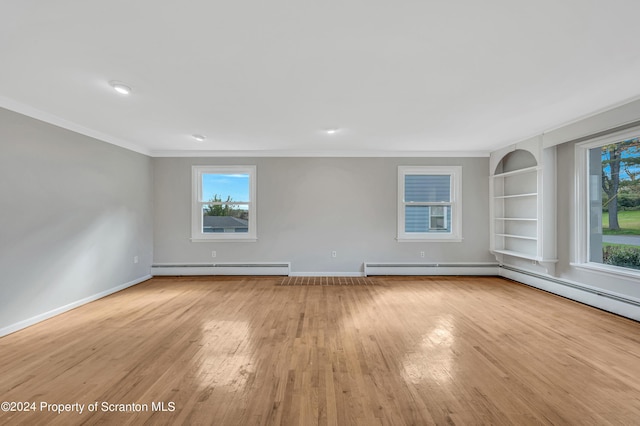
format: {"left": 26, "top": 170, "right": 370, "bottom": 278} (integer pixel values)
{"left": 397, "top": 166, "right": 462, "bottom": 242}
{"left": 191, "top": 165, "right": 256, "bottom": 241}
{"left": 576, "top": 130, "right": 640, "bottom": 274}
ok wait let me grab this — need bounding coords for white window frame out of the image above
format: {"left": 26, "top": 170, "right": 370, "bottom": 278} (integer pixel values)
{"left": 191, "top": 165, "right": 257, "bottom": 242}
{"left": 397, "top": 166, "right": 462, "bottom": 242}
{"left": 574, "top": 127, "right": 640, "bottom": 278}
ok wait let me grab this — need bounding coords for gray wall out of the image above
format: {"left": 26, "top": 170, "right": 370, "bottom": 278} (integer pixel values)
{"left": 0, "top": 108, "right": 153, "bottom": 333}
{"left": 153, "top": 156, "right": 493, "bottom": 273}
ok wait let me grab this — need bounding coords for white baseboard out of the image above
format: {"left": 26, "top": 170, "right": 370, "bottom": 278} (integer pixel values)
{"left": 364, "top": 262, "right": 499, "bottom": 276}
{"left": 152, "top": 262, "right": 290, "bottom": 276}
{"left": 0, "top": 275, "right": 152, "bottom": 338}
{"left": 500, "top": 267, "right": 640, "bottom": 321}
{"left": 289, "top": 271, "right": 366, "bottom": 277}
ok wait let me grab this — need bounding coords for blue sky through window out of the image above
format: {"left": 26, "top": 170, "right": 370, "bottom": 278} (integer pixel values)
{"left": 202, "top": 174, "right": 250, "bottom": 202}
{"left": 601, "top": 139, "right": 640, "bottom": 180}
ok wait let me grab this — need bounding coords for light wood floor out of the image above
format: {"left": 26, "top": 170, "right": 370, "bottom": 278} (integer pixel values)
{"left": 1, "top": 276, "right": 639, "bottom": 425}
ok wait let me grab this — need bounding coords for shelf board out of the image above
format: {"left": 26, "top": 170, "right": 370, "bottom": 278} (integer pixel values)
{"left": 493, "top": 249, "right": 558, "bottom": 263}
{"left": 492, "top": 166, "right": 539, "bottom": 178}
{"left": 492, "top": 249, "right": 540, "bottom": 261}
{"left": 495, "top": 234, "right": 537, "bottom": 241}
{"left": 494, "top": 192, "right": 537, "bottom": 199}
{"left": 494, "top": 217, "right": 537, "bottom": 221}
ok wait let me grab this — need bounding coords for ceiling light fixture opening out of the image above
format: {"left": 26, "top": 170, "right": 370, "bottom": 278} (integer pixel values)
{"left": 192, "top": 134, "right": 206, "bottom": 142}
{"left": 109, "top": 80, "right": 132, "bottom": 95}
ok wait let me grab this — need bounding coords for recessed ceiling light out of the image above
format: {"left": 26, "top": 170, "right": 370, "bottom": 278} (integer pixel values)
{"left": 109, "top": 80, "right": 132, "bottom": 95}
{"left": 192, "top": 134, "right": 206, "bottom": 142}
{"left": 324, "top": 128, "right": 340, "bottom": 135}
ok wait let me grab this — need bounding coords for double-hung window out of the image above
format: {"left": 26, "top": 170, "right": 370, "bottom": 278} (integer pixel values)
{"left": 575, "top": 129, "right": 640, "bottom": 274}
{"left": 191, "top": 165, "right": 257, "bottom": 241}
{"left": 398, "top": 166, "right": 462, "bottom": 242}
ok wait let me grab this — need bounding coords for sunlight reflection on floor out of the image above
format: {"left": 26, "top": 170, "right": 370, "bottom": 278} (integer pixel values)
{"left": 402, "top": 316, "right": 457, "bottom": 385}
{"left": 197, "top": 320, "right": 256, "bottom": 391}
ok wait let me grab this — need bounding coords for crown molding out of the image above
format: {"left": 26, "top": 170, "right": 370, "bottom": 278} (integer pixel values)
{"left": 0, "top": 96, "right": 151, "bottom": 156}
{"left": 1, "top": 96, "right": 491, "bottom": 158}
{"left": 149, "top": 149, "right": 490, "bottom": 158}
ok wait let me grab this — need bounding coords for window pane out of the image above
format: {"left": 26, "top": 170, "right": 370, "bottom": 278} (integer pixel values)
{"left": 405, "top": 175, "right": 450, "bottom": 202}
{"left": 430, "top": 206, "right": 446, "bottom": 229}
{"left": 202, "top": 204, "right": 249, "bottom": 233}
{"left": 202, "top": 173, "right": 250, "bottom": 203}
{"left": 406, "top": 205, "right": 451, "bottom": 233}
{"left": 589, "top": 137, "right": 640, "bottom": 270}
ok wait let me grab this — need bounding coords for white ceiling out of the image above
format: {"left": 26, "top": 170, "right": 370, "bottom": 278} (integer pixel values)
{"left": 2, "top": 0, "right": 640, "bottom": 157}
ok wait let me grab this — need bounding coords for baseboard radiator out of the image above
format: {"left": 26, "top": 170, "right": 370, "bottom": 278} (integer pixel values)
{"left": 364, "top": 262, "right": 499, "bottom": 276}
{"left": 152, "top": 262, "right": 291, "bottom": 276}
{"left": 500, "top": 265, "right": 640, "bottom": 321}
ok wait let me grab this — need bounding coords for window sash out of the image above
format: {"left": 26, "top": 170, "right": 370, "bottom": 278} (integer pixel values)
{"left": 398, "top": 166, "right": 462, "bottom": 241}
{"left": 575, "top": 128, "right": 640, "bottom": 276}
{"left": 192, "top": 165, "right": 256, "bottom": 241}
{"left": 404, "top": 174, "right": 451, "bottom": 203}
{"left": 404, "top": 204, "right": 451, "bottom": 233}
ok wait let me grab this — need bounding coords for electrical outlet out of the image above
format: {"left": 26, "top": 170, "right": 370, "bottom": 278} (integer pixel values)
{"left": 420, "top": 251, "right": 425, "bottom": 258}
{"left": 332, "top": 251, "right": 337, "bottom": 258}
{"left": 133, "top": 256, "right": 139, "bottom": 264}
{"left": 212, "top": 251, "right": 217, "bottom": 258}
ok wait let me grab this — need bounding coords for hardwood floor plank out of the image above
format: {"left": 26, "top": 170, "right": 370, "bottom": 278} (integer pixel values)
{"left": 1, "top": 275, "right": 639, "bottom": 425}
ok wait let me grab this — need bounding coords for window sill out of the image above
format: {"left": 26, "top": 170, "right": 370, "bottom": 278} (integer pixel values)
{"left": 191, "top": 238, "right": 258, "bottom": 243}
{"left": 571, "top": 261, "right": 640, "bottom": 280}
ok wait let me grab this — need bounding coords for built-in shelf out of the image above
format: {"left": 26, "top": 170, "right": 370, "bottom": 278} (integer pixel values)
{"left": 492, "top": 165, "right": 540, "bottom": 178}
{"left": 494, "top": 192, "right": 538, "bottom": 199}
{"left": 492, "top": 249, "right": 558, "bottom": 263}
{"left": 489, "top": 141, "right": 557, "bottom": 274}
{"left": 495, "top": 234, "right": 537, "bottom": 241}
{"left": 493, "top": 249, "right": 540, "bottom": 261}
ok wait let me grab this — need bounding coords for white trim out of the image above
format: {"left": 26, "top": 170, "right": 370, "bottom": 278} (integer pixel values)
{"left": 396, "top": 237, "right": 463, "bottom": 243}
{"left": 6, "top": 91, "right": 640, "bottom": 160}
{"left": 0, "top": 275, "right": 152, "bottom": 338}
{"left": 491, "top": 95, "right": 640, "bottom": 151}
{"left": 574, "top": 126, "right": 640, "bottom": 151}
{"left": 190, "top": 238, "right": 258, "bottom": 243}
{"left": 151, "top": 149, "right": 490, "bottom": 158}
{"left": 152, "top": 262, "right": 290, "bottom": 276}
{"left": 492, "top": 249, "right": 556, "bottom": 263}
{"left": 364, "top": 262, "right": 498, "bottom": 276}
{"left": 0, "top": 95, "right": 150, "bottom": 156}
{"left": 499, "top": 267, "right": 640, "bottom": 321}
{"left": 574, "top": 142, "right": 589, "bottom": 264}
{"left": 571, "top": 262, "right": 640, "bottom": 281}
{"left": 541, "top": 94, "right": 640, "bottom": 146}
{"left": 492, "top": 166, "right": 540, "bottom": 178}
{"left": 288, "top": 271, "right": 366, "bottom": 277}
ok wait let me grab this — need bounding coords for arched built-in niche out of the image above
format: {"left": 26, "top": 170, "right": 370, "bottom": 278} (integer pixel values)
{"left": 494, "top": 149, "right": 537, "bottom": 175}
{"left": 490, "top": 145, "right": 557, "bottom": 274}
